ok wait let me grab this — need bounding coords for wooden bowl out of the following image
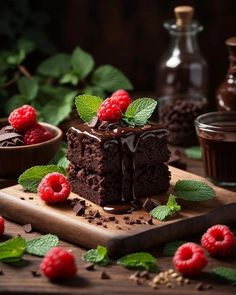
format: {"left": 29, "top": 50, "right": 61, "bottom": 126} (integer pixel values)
{"left": 0, "top": 119, "right": 62, "bottom": 179}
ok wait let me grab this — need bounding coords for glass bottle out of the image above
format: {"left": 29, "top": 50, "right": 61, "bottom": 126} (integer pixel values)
{"left": 216, "top": 37, "right": 236, "bottom": 111}
{"left": 156, "top": 6, "right": 208, "bottom": 147}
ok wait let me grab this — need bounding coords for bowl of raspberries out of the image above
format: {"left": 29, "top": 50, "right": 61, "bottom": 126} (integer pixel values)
{"left": 0, "top": 105, "right": 62, "bottom": 180}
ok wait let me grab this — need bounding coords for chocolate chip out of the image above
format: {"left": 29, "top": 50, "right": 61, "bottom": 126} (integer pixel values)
{"left": 31, "top": 270, "right": 41, "bottom": 277}
{"left": 73, "top": 203, "right": 85, "bottom": 216}
{"left": 100, "top": 270, "right": 111, "bottom": 279}
{"left": 143, "top": 198, "right": 161, "bottom": 212}
{"left": 23, "top": 223, "right": 32, "bottom": 233}
{"left": 20, "top": 197, "right": 25, "bottom": 200}
{"left": 147, "top": 218, "right": 153, "bottom": 225}
{"left": 103, "top": 224, "right": 107, "bottom": 228}
{"left": 29, "top": 197, "right": 34, "bottom": 200}
{"left": 84, "top": 262, "right": 95, "bottom": 271}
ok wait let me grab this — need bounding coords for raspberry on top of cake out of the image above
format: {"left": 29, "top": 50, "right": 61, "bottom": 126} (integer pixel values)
{"left": 67, "top": 90, "right": 170, "bottom": 207}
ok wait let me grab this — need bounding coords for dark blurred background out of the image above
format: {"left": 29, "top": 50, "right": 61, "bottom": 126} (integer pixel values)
{"left": 1, "top": 0, "right": 236, "bottom": 106}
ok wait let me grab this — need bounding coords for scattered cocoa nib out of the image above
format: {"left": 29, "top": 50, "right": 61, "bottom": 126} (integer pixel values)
{"left": 84, "top": 262, "right": 95, "bottom": 271}
{"left": 135, "top": 219, "right": 141, "bottom": 224}
{"left": 116, "top": 226, "right": 122, "bottom": 230}
{"left": 93, "top": 210, "right": 101, "bottom": 218}
{"left": 73, "top": 203, "right": 85, "bottom": 216}
{"left": 108, "top": 216, "right": 115, "bottom": 221}
{"left": 23, "top": 223, "right": 32, "bottom": 233}
{"left": 100, "top": 270, "right": 111, "bottom": 279}
{"left": 29, "top": 197, "right": 34, "bottom": 200}
{"left": 196, "top": 282, "right": 204, "bottom": 291}
{"left": 0, "top": 270, "right": 4, "bottom": 275}
{"left": 143, "top": 198, "right": 161, "bottom": 212}
{"left": 96, "top": 221, "right": 102, "bottom": 226}
{"left": 123, "top": 216, "right": 129, "bottom": 220}
{"left": 31, "top": 270, "right": 41, "bottom": 277}
{"left": 147, "top": 218, "right": 153, "bottom": 225}
{"left": 20, "top": 197, "right": 25, "bottom": 200}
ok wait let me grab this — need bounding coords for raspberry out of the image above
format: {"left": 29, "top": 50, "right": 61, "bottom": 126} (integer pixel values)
{"left": 38, "top": 173, "right": 71, "bottom": 203}
{"left": 0, "top": 216, "right": 5, "bottom": 236}
{"left": 201, "top": 224, "right": 236, "bottom": 256}
{"left": 111, "top": 89, "right": 132, "bottom": 112}
{"left": 9, "top": 105, "right": 37, "bottom": 132}
{"left": 23, "top": 123, "right": 53, "bottom": 145}
{"left": 40, "top": 247, "right": 77, "bottom": 280}
{"left": 173, "top": 242, "right": 207, "bottom": 275}
{"left": 97, "top": 98, "right": 122, "bottom": 122}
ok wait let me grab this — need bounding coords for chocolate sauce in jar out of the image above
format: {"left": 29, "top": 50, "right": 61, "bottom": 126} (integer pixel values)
{"left": 196, "top": 113, "right": 236, "bottom": 186}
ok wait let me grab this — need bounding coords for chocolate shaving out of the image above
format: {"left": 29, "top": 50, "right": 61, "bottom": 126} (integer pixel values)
{"left": 73, "top": 203, "right": 85, "bottom": 216}
{"left": 84, "top": 262, "right": 95, "bottom": 271}
{"left": 23, "top": 223, "right": 32, "bottom": 233}
{"left": 143, "top": 198, "right": 161, "bottom": 212}
{"left": 100, "top": 270, "right": 111, "bottom": 279}
{"left": 31, "top": 270, "right": 41, "bottom": 277}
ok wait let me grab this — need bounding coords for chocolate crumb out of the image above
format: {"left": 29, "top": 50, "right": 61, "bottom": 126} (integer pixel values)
{"left": 139, "top": 270, "right": 149, "bottom": 279}
{"left": 196, "top": 282, "right": 204, "bottom": 291}
{"left": 93, "top": 210, "right": 101, "bottom": 218}
{"left": 147, "top": 218, "right": 153, "bottom": 225}
{"left": 20, "top": 197, "right": 25, "bottom": 200}
{"left": 206, "top": 284, "right": 212, "bottom": 289}
{"left": 96, "top": 221, "right": 102, "bottom": 225}
{"left": 100, "top": 270, "right": 111, "bottom": 279}
{"left": 116, "top": 226, "right": 122, "bottom": 230}
{"left": 139, "top": 216, "right": 144, "bottom": 219}
{"left": 84, "top": 262, "right": 95, "bottom": 271}
{"left": 88, "top": 220, "right": 92, "bottom": 223}
{"left": 103, "top": 225, "right": 107, "bottom": 228}
{"left": 73, "top": 203, "right": 85, "bottom": 216}
{"left": 135, "top": 219, "right": 141, "bottom": 224}
{"left": 123, "top": 216, "right": 129, "bottom": 220}
{"left": 115, "top": 219, "right": 119, "bottom": 224}
{"left": 0, "top": 270, "right": 4, "bottom": 275}
{"left": 29, "top": 197, "right": 34, "bottom": 200}
{"left": 108, "top": 216, "right": 115, "bottom": 221}
{"left": 79, "top": 199, "right": 86, "bottom": 207}
{"left": 23, "top": 223, "right": 32, "bottom": 233}
{"left": 31, "top": 270, "right": 41, "bottom": 277}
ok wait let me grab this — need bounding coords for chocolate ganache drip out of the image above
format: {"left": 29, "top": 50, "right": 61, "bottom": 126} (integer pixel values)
{"left": 71, "top": 120, "right": 168, "bottom": 207}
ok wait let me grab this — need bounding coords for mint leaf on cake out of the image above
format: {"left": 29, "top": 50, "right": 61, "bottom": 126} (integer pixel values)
{"left": 150, "top": 194, "right": 181, "bottom": 221}
{"left": 174, "top": 180, "right": 215, "bottom": 201}
{"left": 122, "top": 98, "right": 157, "bottom": 126}
{"left": 75, "top": 94, "right": 103, "bottom": 123}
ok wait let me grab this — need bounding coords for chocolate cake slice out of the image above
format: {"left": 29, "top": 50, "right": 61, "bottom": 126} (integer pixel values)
{"left": 67, "top": 122, "right": 170, "bottom": 206}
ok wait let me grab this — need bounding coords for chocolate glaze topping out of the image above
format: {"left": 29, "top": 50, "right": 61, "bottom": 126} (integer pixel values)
{"left": 70, "top": 121, "right": 168, "bottom": 210}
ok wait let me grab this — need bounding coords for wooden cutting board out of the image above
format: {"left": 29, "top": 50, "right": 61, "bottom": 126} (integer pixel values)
{"left": 0, "top": 166, "right": 236, "bottom": 257}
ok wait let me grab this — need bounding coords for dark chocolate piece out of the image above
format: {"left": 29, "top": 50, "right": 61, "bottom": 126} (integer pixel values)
{"left": 100, "top": 270, "right": 111, "bottom": 279}
{"left": 0, "top": 127, "right": 24, "bottom": 147}
{"left": 31, "top": 270, "right": 41, "bottom": 277}
{"left": 143, "top": 198, "right": 161, "bottom": 212}
{"left": 73, "top": 203, "right": 85, "bottom": 216}
{"left": 84, "top": 262, "right": 95, "bottom": 271}
{"left": 0, "top": 270, "right": 4, "bottom": 275}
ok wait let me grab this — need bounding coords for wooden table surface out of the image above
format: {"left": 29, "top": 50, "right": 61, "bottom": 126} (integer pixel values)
{"left": 0, "top": 148, "right": 236, "bottom": 295}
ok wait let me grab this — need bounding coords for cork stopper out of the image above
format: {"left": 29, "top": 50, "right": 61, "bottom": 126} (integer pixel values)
{"left": 174, "top": 6, "right": 194, "bottom": 27}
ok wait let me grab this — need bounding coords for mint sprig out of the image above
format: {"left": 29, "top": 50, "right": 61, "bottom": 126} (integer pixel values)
{"left": 18, "top": 165, "right": 66, "bottom": 193}
{"left": 174, "top": 180, "right": 215, "bottom": 201}
{"left": 75, "top": 94, "right": 103, "bottom": 123}
{"left": 0, "top": 237, "right": 26, "bottom": 263}
{"left": 184, "top": 146, "right": 202, "bottom": 160}
{"left": 163, "top": 240, "right": 186, "bottom": 256}
{"left": 122, "top": 98, "right": 157, "bottom": 126}
{"left": 117, "top": 252, "right": 157, "bottom": 272}
{"left": 26, "top": 234, "right": 59, "bottom": 257}
{"left": 82, "top": 245, "right": 110, "bottom": 266}
{"left": 212, "top": 267, "right": 236, "bottom": 284}
{"left": 150, "top": 194, "right": 181, "bottom": 221}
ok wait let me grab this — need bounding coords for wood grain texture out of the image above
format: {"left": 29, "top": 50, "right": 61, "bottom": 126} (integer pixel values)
{"left": 0, "top": 160, "right": 235, "bottom": 294}
{"left": 0, "top": 166, "right": 236, "bottom": 258}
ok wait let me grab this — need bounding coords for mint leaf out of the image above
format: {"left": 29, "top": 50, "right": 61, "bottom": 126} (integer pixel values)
{"left": 174, "top": 180, "right": 215, "bottom": 201}
{"left": 185, "top": 146, "right": 202, "bottom": 160}
{"left": 0, "top": 237, "right": 26, "bottom": 263}
{"left": 163, "top": 241, "right": 186, "bottom": 256}
{"left": 82, "top": 245, "right": 110, "bottom": 266}
{"left": 17, "top": 77, "right": 39, "bottom": 101}
{"left": 37, "top": 53, "right": 71, "bottom": 78}
{"left": 83, "top": 85, "right": 105, "bottom": 98}
{"left": 71, "top": 46, "right": 94, "bottom": 79}
{"left": 117, "top": 252, "right": 157, "bottom": 272}
{"left": 17, "top": 38, "right": 35, "bottom": 55}
{"left": 75, "top": 94, "right": 103, "bottom": 123}
{"left": 212, "top": 267, "right": 236, "bottom": 284}
{"left": 40, "top": 90, "right": 76, "bottom": 125}
{"left": 7, "top": 50, "right": 25, "bottom": 65}
{"left": 123, "top": 98, "right": 157, "bottom": 126}
{"left": 59, "top": 72, "right": 79, "bottom": 86}
{"left": 150, "top": 195, "right": 181, "bottom": 221}
{"left": 92, "top": 65, "right": 133, "bottom": 91}
{"left": 18, "top": 165, "right": 66, "bottom": 193}
{"left": 26, "top": 234, "right": 59, "bottom": 257}
{"left": 57, "top": 156, "right": 69, "bottom": 170}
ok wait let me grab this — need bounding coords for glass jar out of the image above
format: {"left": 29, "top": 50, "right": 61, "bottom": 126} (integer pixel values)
{"left": 156, "top": 6, "right": 208, "bottom": 146}
{"left": 216, "top": 37, "right": 236, "bottom": 111}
